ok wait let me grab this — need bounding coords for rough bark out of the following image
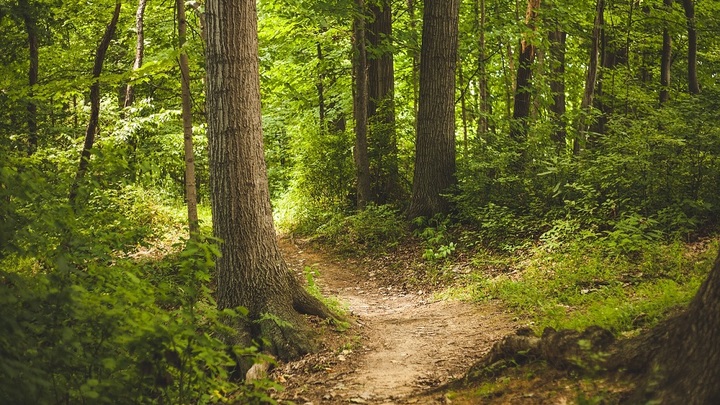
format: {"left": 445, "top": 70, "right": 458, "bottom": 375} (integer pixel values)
{"left": 575, "top": 0, "right": 603, "bottom": 154}
{"left": 19, "top": 0, "right": 38, "bottom": 155}
{"left": 177, "top": 0, "right": 198, "bottom": 237}
{"left": 353, "top": 0, "right": 372, "bottom": 209}
{"left": 659, "top": 0, "right": 672, "bottom": 105}
{"left": 681, "top": 0, "right": 700, "bottom": 94}
{"left": 124, "top": 0, "right": 147, "bottom": 109}
{"left": 626, "top": 248, "right": 720, "bottom": 404}
{"left": 548, "top": 28, "right": 566, "bottom": 151}
{"left": 205, "top": 0, "right": 334, "bottom": 362}
{"left": 367, "top": 0, "right": 400, "bottom": 203}
{"left": 509, "top": 0, "right": 541, "bottom": 143}
{"left": 69, "top": 0, "right": 121, "bottom": 206}
{"left": 407, "top": 0, "right": 459, "bottom": 220}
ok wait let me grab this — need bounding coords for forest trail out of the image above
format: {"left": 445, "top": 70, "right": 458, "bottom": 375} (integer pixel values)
{"left": 274, "top": 238, "right": 517, "bottom": 404}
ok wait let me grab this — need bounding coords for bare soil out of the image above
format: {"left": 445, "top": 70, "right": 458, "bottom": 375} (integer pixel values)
{"left": 271, "top": 238, "right": 518, "bottom": 404}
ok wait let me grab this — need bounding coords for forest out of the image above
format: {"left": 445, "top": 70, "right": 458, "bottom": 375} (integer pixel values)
{"left": 1, "top": 0, "right": 719, "bottom": 403}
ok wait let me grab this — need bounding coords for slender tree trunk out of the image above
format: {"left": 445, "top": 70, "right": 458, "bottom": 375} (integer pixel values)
{"left": 407, "top": 0, "right": 419, "bottom": 122}
{"left": 69, "top": 0, "right": 121, "bottom": 206}
{"left": 458, "top": 60, "right": 469, "bottom": 160}
{"left": 353, "top": 0, "right": 372, "bottom": 209}
{"left": 659, "top": 0, "right": 672, "bottom": 105}
{"left": 316, "top": 41, "right": 326, "bottom": 134}
{"left": 509, "top": 0, "right": 541, "bottom": 143}
{"left": 367, "top": 0, "right": 399, "bottom": 203}
{"left": 124, "top": 0, "right": 147, "bottom": 109}
{"left": 19, "top": 0, "right": 38, "bottom": 155}
{"left": 575, "top": 0, "right": 603, "bottom": 154}
{"left": 407, "top": 0, "right": 460, "bottom": 220}
{"left": 681, "top": 0, "right": 700, "bottom": 94}
{"left": 548, "top": 28, "right": 566, "bottom": 151}
{"left": 476, "top": 0, "right": 490, "bottom": 137}
{"left": 204, "top": 0, "right": 333, "bottom": 362}
{"left": 177, "top": 0, "right": 198, "bottom": 237}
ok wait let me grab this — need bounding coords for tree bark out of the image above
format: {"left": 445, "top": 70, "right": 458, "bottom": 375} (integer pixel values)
{"left": 475, "top": 0, "right": 490, "bottom": 137}
{"left": 681, "top": 0, "right": 700, "bottom": 94}
{"left": 627, "top": 248, "right": 720, "bottom": 404}
{"left": 19, "top": 0, "right": 38, "bottom": 155}
{"left": 177, "top": 0, "right": 198, "bottom": 238}
{"left": 509, "top": 0, "right": 541, "bottom": 143}
{"left": 69, "top": 0, "right": 121, "bottom": 206}
{"left": 548, "top": 28, "right": 566, "bottom": 151}
{"left": 659, "top": 0, "right": 672, "bottom": 105}
{"left": 407, "top": 0, "right": 460, "bottom": 220}
{"left": 575, "top": 0, "right": 603, "bottom": 154}
{"left": 204, "top": 0, "right": 334, "bottom": 361}
{"left": 124, "top": 0, "right": 147, "bottom": 109}
{"left": 367, "top": 0, "right": 400, "bottom": 204}
{"left": 353, "top": 0, "right": 372, "bottom": 209}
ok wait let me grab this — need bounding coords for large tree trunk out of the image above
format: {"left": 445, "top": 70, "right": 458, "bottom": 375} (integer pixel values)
{"left": 659, "top": 0, "right": 672, "bottom": 105}
{"left": 19, "top": 0, "right": 38, "bottom": 155}
{"left": 124, "top": 0, "right": 147, "bottom": 109}
{"left": 69, "top": 0, "right": 121, "bottom": 206}
{"left": 407, "top": 0, "right": 460, "bottom": 220}
{"left": 367, "top": 0, "right": 400, "bottom": 204}
{"left": 625, "top": 248, "right": 720, "bottom": 403}
{"left": 204, "top": 0, "right": 333, "bottom": 361}
{"left": 509, "top": 0, "right": 541, "bottom": 143}
{"left": 353, "top": 0, "right": 372, "bottom": 209}
{"left": 681, "top": 0, "right": 700, "bottom": 94}
{"left": 177, "top": 0, "right": 198, "bottom": 237}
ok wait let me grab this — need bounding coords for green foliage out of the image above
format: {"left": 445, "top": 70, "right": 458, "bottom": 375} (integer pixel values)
{"left": 412, "top": 215, "right": 457, "bottom": 261}
{"left": 312, "top": 204, "right": 406, "bottom": 255}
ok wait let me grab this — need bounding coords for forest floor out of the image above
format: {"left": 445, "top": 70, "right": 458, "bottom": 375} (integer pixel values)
{"left": 269, "top": 238, "right": 520, "bottom": 404}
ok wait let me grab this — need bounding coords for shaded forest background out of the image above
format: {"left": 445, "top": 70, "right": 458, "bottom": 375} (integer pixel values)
{"left": 1, "top": 0, "right": 720, "bottom": 402}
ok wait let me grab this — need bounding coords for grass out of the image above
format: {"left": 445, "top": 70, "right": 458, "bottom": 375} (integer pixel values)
{"left": 440, "top": 238, "right": 718, "bottom": 334}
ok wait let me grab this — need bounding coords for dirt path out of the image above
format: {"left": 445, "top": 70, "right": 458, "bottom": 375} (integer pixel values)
{"left": 274, "top": 239, "right": 517, "bottom": 404}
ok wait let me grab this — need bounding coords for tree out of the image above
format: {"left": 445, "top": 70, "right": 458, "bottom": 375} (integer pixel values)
{"left": 509, "top": 0, "right": 541, "bottom": 143}
{"left": 575, "top": 0, "right": 603, "bottom": 153}
{"left": 204, "top": 0, "right": 334, "bottom": 361}
{"left": 659, "top": 0, "right": 672, "bottom": 105}
{"left": 680, "top": 0, "right": 700, "bottom": 94}
{"left": 547, "top": 22, "right": 566, "bottom": 150}
{"left": 367, "top": 0, "right": 400, "bottom": 203}
{"left": 353, "top": 0, "right": 372, "bottom": 209}
{"left": 407, "top": 0, "right": 460, "bottom": 220}
{"left": 177, "top": 0, "right": 198, "bottom": 237}
{"left": 123, "top": 0, "right": 147, "bottom": 109}
{"left": 630, "top": 247, "right": 720, "bottom": 403}
{"left": 69, "top": 0, "right": 121, "bottom": 206}
{"left": 18, "top": 0, "right": 38, "bottom": 155}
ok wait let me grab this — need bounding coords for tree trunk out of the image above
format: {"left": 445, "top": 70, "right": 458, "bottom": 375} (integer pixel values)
{"left": 407, "top": 0, "right": 460, "bottom": 220}
{"left": 367, "top": 0, "right": 400, "bottom": 204}
{"left": 509, "top": 0, "right": 541, "bottom": 143}
{"left": 407, "top": 0, "right": 419, "bottom": 123}
{"left": 177, "top": 0, "right": 198, "bottom": 238}
{"left": 476, "top": 0, "right": 490, "bottom": 137}
{"left": 353, "top": 0, "right": 372, "bottom": 209}
{"left": 627, "top": 248, "right": 720, "bottom": 404}
{"left": 69, "top": 0, "right": 121, "bottom": 206}
{"left": 19, "top": 0, "right": 38, "bottom": 155}
{"left": 659, "top": 0, "right": 672, "bottom": 105}
{"left": 681, "top": 0, "right": 700, "bottom": 94}
{"left": 124, "top": 0, "right": 147, "bottom": 109}
{"left": 575, "top": 0, "right": 603, "bottom": 154}
{"left": 205, "top": 0, "right": 334, "bottom": 362}
{"left": 548, "top": 28, "right": 566, "bottom": 151}
{"left": 316, "top": 41, "right": 326, "bottom": 134}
